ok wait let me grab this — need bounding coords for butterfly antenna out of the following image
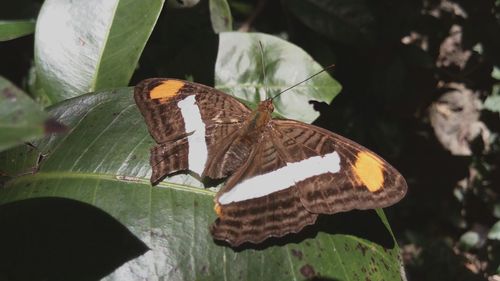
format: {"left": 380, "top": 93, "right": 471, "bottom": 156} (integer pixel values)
{"left": 271, "top": 64, "right": 335, "bottom": 101}
{"left": 258, "top": 41, "right": 269, "bottom": 99}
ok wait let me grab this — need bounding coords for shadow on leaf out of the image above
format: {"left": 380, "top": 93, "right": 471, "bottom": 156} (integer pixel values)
{"left": 0, "top": 197, "right": 148, "bottom": 281}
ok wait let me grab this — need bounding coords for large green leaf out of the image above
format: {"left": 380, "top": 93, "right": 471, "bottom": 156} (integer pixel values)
{"left": 0, "top": 20, "right": 35, "bottom": 41}
{"left": 34, "top": 0, "right": 165, "bottom": 104}
{"left": 216, "top": 32, "right": 341, "bottom": 123}
{"left": 0, "top": 33, "right": 403, "bottom": 280}
{"left": 0, "top": 89, "right": 404, "bottom": 281}
{"left": 0, "top": 76, "right": 64, "bottom": 152}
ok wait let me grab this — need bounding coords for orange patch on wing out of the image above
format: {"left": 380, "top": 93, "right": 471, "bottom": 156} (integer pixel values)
{"left": 353, "top": 151, "right": 385, "bottom": 192}
{"left": 149, "top": 80, "right": 185, "bottom": 100}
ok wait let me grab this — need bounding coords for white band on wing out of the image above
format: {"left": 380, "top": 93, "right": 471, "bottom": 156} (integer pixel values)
{"left": 177, "top": 95, "right": 208, "bottom": 176}
{"left": 218, "top": 151, "right": 341, "bottom": 205}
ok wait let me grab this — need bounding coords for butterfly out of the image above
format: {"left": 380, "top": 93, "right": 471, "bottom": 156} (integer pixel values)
{"left": 134, "top": 78, "right": 407, "bottom": 247}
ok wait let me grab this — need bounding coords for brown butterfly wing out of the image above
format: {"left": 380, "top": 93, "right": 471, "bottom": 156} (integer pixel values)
{"left": 272, "top": 120, "right": 407, "bottom": 214}
{"left": 134, "top": 78, "right": 252, "bottom": 183}
{"left": 210, "top": 130, "right": 319, "bottom": 246}
{"left": 210, "top": 119, "right": 407, "bottom": 246}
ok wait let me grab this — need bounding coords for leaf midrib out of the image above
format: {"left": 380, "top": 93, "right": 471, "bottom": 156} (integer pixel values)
{"left": 6, "top": 171, "right": 215, "bottom": 197}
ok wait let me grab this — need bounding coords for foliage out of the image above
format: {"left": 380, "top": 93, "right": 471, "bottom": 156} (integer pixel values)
{"left": 0, "top": 20, "right": 35, "bottom": 42}
{"left": 0, "top": 76, "right": 64, "bottom": 152}
{"left": 1, "top": 0, "right": 500, "bottom": 280}
{"left": 0, "top": 0, "right": 402, "bottom": 280}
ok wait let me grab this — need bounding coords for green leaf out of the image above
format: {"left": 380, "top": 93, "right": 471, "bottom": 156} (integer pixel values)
{"left": 459, "top": 231, "right": 480, "bottom": 250}
{"left": 488, "top": 221, "right": 500, "bottom": 240}
{"left": 0, "top": 76, "right": 64, "bottom": 152}
{"left": 484, "top": 93, "right": 500, "bottom": 113}
{"left": 492, "top": 66, "right": 500, "bottom": 80}
{"left": 0, "top": 33, "right": 403, "bottom": 280}
{"left": 209, "top": 0, "right": 233, "bottom": 33}
{"left": 486, "top": 66, "right": 500, "bottom": 113}
{"left": 34, "top": 0, "right": 165, "bottom": 104}
{"left": 0, "top": 88, "right": 403, "bottom": 280}
{"left": 216, "top": 32, "right": 342, "bottom": 123}
{"left": 494, "top": 204, "right": 500, "bottom": 219}
{"left": 0, "top": 20, "right": 35, "bottom": 41}
{"left": 26, "top": 65, "right": 52, "bottom": 107}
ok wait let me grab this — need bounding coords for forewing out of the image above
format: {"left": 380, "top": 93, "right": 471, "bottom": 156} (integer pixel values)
{"left": 272, "top": 119, "right": 408, "bottom": 214}
{"left": 134, "top": 78, "right": 251, "bottom": 143}
{"left": 134, "top": 78, "right": 252, "bottom": 182}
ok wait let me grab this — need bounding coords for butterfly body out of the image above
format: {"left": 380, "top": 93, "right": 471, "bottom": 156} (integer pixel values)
{"left": 219, "top": 100, "right": 273, "bottom": 158}
{"left": 134, "top": 78, "right": 407, "bottom": 247}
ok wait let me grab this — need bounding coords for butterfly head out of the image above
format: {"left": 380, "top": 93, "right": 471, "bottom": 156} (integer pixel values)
{"left": 241, "top": 99, "right": 274, "bottom": 135}
{"left": 258, "top": 99, "right": 274, "bottom": 114}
